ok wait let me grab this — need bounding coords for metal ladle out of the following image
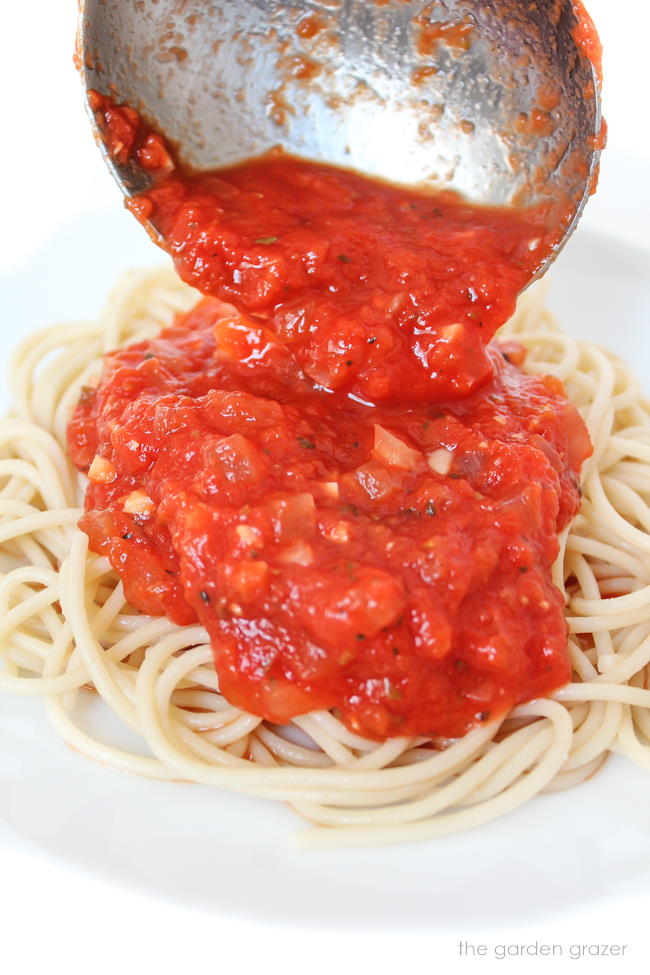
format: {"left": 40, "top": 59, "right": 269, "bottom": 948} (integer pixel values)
{"left": 78, "top": 0, "right": 602, "bottom": 280}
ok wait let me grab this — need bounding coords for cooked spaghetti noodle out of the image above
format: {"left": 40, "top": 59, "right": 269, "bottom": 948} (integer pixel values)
{"left": 1, "top": 265, "right": 650, "bottom": 849}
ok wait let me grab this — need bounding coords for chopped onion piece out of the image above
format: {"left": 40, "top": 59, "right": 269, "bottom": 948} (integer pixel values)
{"left": 88, "top": 455, "right": 116, "bottom": 484}
{"left": 427, "top": 448, "right": 454, "bottom": 475}
{"left": 235, "top": 525, "right": 259, "bottom": 545}
{"left": 372, "top": 424, "right": 422, "bottom": 470}
{"left": 277, "top": 541, "right": 314, "bottom": 566}
{"left": 123, "top": 490, "right": 155, "bottom": 517}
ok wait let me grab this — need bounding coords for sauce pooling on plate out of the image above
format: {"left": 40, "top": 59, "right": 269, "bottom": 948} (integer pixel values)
{"left": 67, "top": 97, "right": 591, "bottom": 739}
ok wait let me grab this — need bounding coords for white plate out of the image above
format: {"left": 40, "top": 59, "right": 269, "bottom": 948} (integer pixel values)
{"left": 1, "top": 214, "right": 650, "bottom": 929}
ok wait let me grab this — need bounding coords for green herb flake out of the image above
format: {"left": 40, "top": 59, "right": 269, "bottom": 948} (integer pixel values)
{"left": 297, "top": 436, "right": 316, "bottom": 450}
{"left": 255, "top": 236, "right": 279, "bottom": 245}
{"left": 199, "top": 590, "right": 211, "bottom": 603}
{"left": 338, "top": 253, "right": 351, "bottom": 263}
{"left": 344, "top": 561, "right": 358, "bottom": 580}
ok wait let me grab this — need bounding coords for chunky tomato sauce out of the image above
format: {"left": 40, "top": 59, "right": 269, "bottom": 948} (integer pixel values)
{"left": 68, "top": 96, "right": 592, "bottom": 740}
{"left": 90, "top": 93, "right": 556, "bottom": 406}
{"left": 132, "top": 160, "right": 554, "bottom": 405}
{"left": 572, "top": 0, "right": 603, "bottom": 83}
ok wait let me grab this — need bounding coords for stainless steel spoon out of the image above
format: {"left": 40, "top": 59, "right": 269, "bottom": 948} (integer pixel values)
{"left": 78, "top": 0, "right": 602, "bottom": 277}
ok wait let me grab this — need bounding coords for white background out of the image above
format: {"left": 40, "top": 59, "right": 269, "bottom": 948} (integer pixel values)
{"left": 0, "top": 2, "right": 648, "bottom": 973}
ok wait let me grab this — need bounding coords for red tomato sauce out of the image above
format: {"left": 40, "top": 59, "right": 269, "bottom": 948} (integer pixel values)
{"left": 130, "top": 157, "right": 552, "bottom": 405}
{"left": 68, "top": 95, "right": 592, "bottom": 740}
{"left": 89, "top": 93, "right": 555, "bottom": 407}
{"left": 572, "top": 0, "right": 603, "bottom": 83}
{"left": 68, "top": 297, "right": 590, "bottom": 739}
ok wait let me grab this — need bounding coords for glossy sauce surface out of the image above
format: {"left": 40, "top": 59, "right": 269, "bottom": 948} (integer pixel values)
{"left": 130, "top": 155, "right": 552, "bottom": 405}
{"left": 68, "top": 96, "right": 591, "bottom": 739}
{"left": 69, "top": 299, "right": 589, "bottom": 739}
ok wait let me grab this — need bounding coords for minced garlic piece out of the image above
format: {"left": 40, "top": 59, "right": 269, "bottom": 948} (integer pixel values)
{"left": 88, "top": 455, "right": 116, "bottom": 484}
{"left": 123, "top": 490, "right": 155, "bottom": 517}
{"left": 427, "top": 447, "right": 453, "bottom": 475}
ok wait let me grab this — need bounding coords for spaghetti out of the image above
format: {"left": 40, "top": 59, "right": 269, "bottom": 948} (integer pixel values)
{"left": 2, "top": 265, "right": 650, "bottom": 849}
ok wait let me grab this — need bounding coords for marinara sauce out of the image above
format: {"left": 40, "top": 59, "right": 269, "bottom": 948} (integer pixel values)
{"left": 67, "top": 96, "right": 591, "bottom": 740}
